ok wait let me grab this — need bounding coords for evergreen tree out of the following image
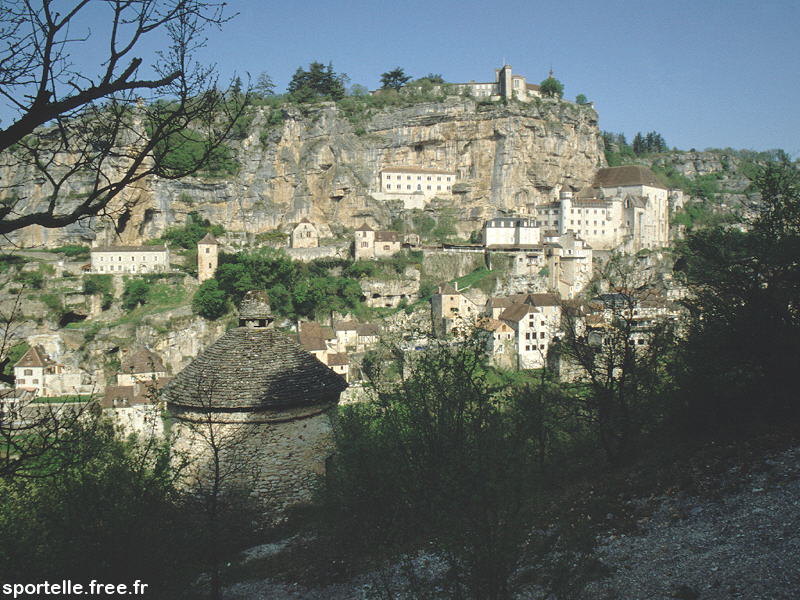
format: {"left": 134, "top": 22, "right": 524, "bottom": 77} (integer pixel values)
{"left": 288, "top": 61, "right": 347, "bottom": 101}
{"left": 380, "top": 67, "right": 411, "bottom": 90}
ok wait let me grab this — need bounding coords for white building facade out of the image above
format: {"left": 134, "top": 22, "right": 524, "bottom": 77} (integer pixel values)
{"left": 91, "top": 245, "right": 170, "bottom": 274}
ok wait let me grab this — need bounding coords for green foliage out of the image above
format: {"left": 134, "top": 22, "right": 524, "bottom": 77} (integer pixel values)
{"left": 323, "top": 333, "right": 586, "bottom": 598}
{"left": 161, "top": 211, "right": 224, "bottom": 249}
{"left": 632, "top": 131, "right": 668, "bottom": 155}
{"left": 254, "top": 229, "right": 288, "bottom": 244}
{"left": 2, "top": 342, "right": 28, "bottom": 377}
{"left": 674, "top": 159, "right": 800, "bottom": 435}
{"left": 539, "top": 76, "right": 564, "bottom": 98}
{"left": 287, "top": 61, "right": 347, "bottom": 101}
{"left": 215, "top": 248, "right": 364, "bottom": 320}
{"left": 601, "top": 131, "right": 635, "bottom": 166}
{"left": 192, "top": 279, "right": 229, "bottom": 320}
{"left": 0, "top": 416, "right": 199, "bottom": 596}
{"left": 122, "top": 279, "right": 150, "bottom": 311}
{"left": 0, "top": 254, "right": 25, "bottom": 273}
{"left": 83, "top": 274, "right": 114, "bottom": 309}
{"left": 575, "top": 93, "right": 589, "bottom": 105}
{"left": 40, "top": 293, "right": 64, "bottom": 319}
{"left": 49, "top": 244, "right": 90, "bottom": 258}
{"left": 15, "top": 269, "right": 44, "bottom": 289}
{"left": 254, "top": 72, "right": 275, "bottom": 97}
{"left": 154, "top": 128, "right": 239, "bottom": 178}
{"left": 380, "top": 67, "right": 411, "bottom": 90}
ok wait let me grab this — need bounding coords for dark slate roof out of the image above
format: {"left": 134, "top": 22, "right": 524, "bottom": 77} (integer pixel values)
{"left": 121, "top": 348, "right": 165, "bottom": 374}
{"left": 198, "top": 232, "right": 218, "bottom": 245}
{"left": 15, "top": 346, "right": 53, "bottom": 368}
{"left": 593, "top": 166, "right": 667, "bottom": 190}
{"left": 436, "top": 283, "right": 459, "bottom": 295}
{"left": 334, "top": 320, "right": 359, "bottom": 332}
{"left": 499, "top": 303, "right": 539, "bottom": 322}
{"left": 375, "top": 230, "right": 400, "bottom": 242}
{"left": 529, "top": 293, "right": 560, "bottom": 307}
{"left": 92, "top": 245, "right": 167, "bottom": 252}
{"left": 162, "top": 328, "right": 347, "bottom": 410}
{"left": 356, "top": 223, "right": 373, "bottom": 232}
{"left": 326, "top": 352, "right": 349, "bottom": 366}
{"left": 356, "top": 323, "right": 379, "bottom": 337}
{"left": 239, "top": 291, "right": 272, "bottom": 321}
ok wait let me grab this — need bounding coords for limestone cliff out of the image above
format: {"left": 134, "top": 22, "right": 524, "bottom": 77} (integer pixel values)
{"left": 4, "top": 97, "right": 604, "bottom": 247}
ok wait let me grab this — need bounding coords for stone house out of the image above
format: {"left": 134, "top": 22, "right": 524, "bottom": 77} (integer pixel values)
{"left": 429, "top": 65, "right": 542, "bottom": 102}
{"left": 483, "top": 216, "right": 541, "bottom": 248}
{"left": 117, "top": 348, "right": 167, "bottom": 387}
{"left": 90, "top": 245, "right": 170, "bottom": 274}
{"left": 535, "top": 166, "right": 672, "bottom": 252}
{"left": 477, "top": 317, "right": 516, "bottom": 368}
{"left": 197, "top": 232, "right": 218, "bottom": 283}
{"left": 431, "top": 282, "right": 479, "bottom": 335}
{"left": 162, "top": 291, "right": 347, "bottom": 519}
{"left": 490, "top": 293, "right": 563, "bottom": 370}
{"left": 290, "top": 218, "right": 319, "bottom": 249}
{"left": 354, "top": 224, "right": 402, "bottom": 260}
{"left": 14, "top": 345, "right": 85, "bottom": 397}
{"left": 378, "top": 166, "right": 456, "bottom": 208}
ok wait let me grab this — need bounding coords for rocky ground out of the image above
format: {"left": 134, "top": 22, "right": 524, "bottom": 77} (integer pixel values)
{"left": 224, "top": 445, "right": 800, "bottom": 599}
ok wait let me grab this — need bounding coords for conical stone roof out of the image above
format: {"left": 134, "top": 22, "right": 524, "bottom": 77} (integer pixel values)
{"left": 162, "top": 328, "right": 347, "bottom": 410}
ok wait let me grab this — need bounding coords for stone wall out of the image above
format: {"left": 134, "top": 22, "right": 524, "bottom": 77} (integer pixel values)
{"left": 285, "top": 245, "right": 348, "bottom": 263}
{"left": 168, "top": 403, "right": 336, "bottom": 520}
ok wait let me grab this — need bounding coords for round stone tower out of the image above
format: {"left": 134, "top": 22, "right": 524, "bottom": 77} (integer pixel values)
{"left": 162, "top": 291, "right": 347, "bottom": 519}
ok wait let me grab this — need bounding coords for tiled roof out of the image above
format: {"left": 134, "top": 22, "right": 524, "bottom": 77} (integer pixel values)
{"left": 436, "top": 283, "right": 459, "bottom": 295}
{"left": 92, "top": 245, "right": 167, "bottom": 252}
{"left": 499, "top": 303, "right": 539, "bottom": 322}
{"left": 529, "top": 293, "right": 560, "bottom": 307}
{"left": 121, "top": 348, "right": 165, "bottom": 374}
{"left": 334, "top": 320, "right": 359, "bottom": 332}
{"left": 381, "top": 166, "right": 455, "bottom": 175}
{"left": 14, "top": 346, "right": 53, "bottom": 368}
{"left": 356, "top": 223, "right": 373, "bottom": 232}
{"left": 162, "top": 327, "right": 346, "bottom": 410}
{"left": 326, "top": 353, "right": 349, "bottom": 366}
{"left": 593, "top": 166, "right": 667, "bottom": 190}
{"left": 198, "top": 232, "right": 218, "bottom": 245}
{"left": 356, "top": 323, "right": 379, "bottom": 337}
{"left": 375, "top": 231, "right": 400, "bottom": 242}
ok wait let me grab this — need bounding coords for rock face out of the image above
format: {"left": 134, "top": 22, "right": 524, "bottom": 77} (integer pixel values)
{"left": 3, "top": 98, "right": 605, "bottom": 247}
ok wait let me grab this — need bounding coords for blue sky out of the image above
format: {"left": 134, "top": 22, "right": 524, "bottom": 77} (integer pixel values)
{"left": 13, "top": 0, "right": 800, "bottom": 155}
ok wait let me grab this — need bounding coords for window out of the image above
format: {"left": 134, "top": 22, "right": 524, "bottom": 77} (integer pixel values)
{"left": 407, "top": 176, "right": 411, "bottom": 180}
{"left": 387, "top": 184, "right": 391, "bottom": 189}
{"left": 32, "top": 379, "right": 38, "bottom": 384}
{"left": 407, "top": 185, "right": 411, "bottom": 190}
{"left": 17, "top": 379, "right": 24, "bottom": 384}
{"left": 386, "top": 175, "right": 391, "bottom": 179}
{"left": 525, "top": 345, "right": 530, "bottom": 351}
{"left": 361, "top": 242, "right": 368, "bottom": 248}
{"left": 24, "top": 369, "right": 32, "bottom": 376}
{"left": 205, "top": 248, "right": 210, "bottom": 254}
{"left": 383, "top": 245, "right": 390, "bottom": 251}
{"left": 427, "top": 185, "right": 431, "bottom": 190}
{"left": 427, "top": 176, "right": 431, "bottom": 181}
{"left": 447, "top": 176, "right": 451, "bottom": 182}
{"left": 208, "top": 262, "right": 212, "bottom": 269}
{"left": 437, "top": 186, "right": 441, "bottom": 190}
{"left": 540, "top": 332, "right": 546, "bottom": 338}
{"left": 437, "top": 176, "right": 441, "bottom": 181}
{"left": 447, "top": 186, "right": 451, "bottom": 191}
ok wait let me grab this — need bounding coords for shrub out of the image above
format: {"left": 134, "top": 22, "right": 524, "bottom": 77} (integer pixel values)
{"left": 192, "top": 280, "right": 228, "bottom": 320}
{"left": 121, "top": 279, "right": 150, "bottom": 311}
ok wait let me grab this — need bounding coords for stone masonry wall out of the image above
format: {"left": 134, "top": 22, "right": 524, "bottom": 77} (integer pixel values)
{"left": 169, "top": 403, "right": 336, "bottom": 520}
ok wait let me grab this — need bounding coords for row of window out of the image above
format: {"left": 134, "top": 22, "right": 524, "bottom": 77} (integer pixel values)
{"left": 16, "top": 378, "right": 39, "bottom": 384}
{"left": 386, "top": 184, "right": 451, "bottom": 191}
{"left": 524, "top": 345, "right": 546, "bottom": 351}
{"left": 97, "top": 265, "right": 161, "bottom": 272}
{"left": 384, "top": 175, "right": 452, "bottom": 182}
{"left": 97, "top": 255, "right": 163, "bottom": 261}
